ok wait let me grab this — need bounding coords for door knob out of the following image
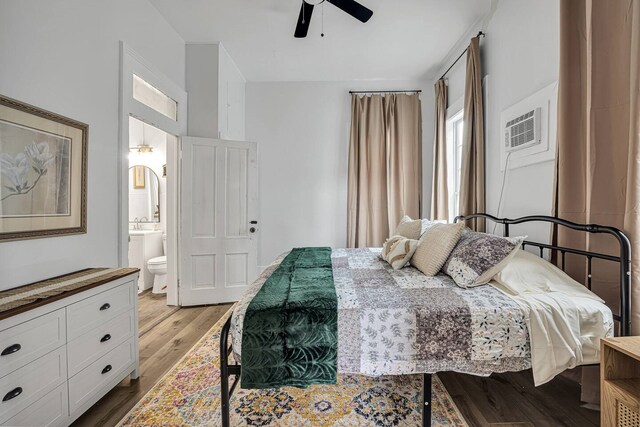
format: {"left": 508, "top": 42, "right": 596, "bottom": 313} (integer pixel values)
{"left": 250, "top": 227, "right": 256, "bottom": 233}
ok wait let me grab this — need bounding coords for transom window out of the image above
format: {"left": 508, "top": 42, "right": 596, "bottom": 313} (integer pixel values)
{"left": 133, "top": 74, "right": 178, "bottom": 121}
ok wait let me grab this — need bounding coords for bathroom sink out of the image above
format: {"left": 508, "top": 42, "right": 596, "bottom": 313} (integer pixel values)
{"left": 129, "top": 230, "right": 162, "bottom": 236}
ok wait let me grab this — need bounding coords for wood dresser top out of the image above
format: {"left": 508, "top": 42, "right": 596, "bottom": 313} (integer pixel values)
{"left": 602, "top": 336, "right": 640, "bottom": 361}
{"left": 0, "top": 268, "right": 139, "bottom": 321}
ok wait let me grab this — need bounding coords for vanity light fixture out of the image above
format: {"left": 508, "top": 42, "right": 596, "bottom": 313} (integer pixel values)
{"left": 128, "top": 143, "right": 154, "bottom": 154}
{"left": 135, "top": 143, "right": 153, "bottom": 154}
{"left": 129, "top": 121, "right": 154, "bottom": 154}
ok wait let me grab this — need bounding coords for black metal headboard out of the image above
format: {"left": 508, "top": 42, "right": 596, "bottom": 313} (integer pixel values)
{"left": 454, "top": 213, "right": 632, "bottom": 336}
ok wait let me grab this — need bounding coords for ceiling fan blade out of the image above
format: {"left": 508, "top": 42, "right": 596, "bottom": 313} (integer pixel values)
{"left": 294, "top": 2, "right": 314, "bottom": 38}
{"left": 328, "top": 0, "right": 373, "bottom": 23}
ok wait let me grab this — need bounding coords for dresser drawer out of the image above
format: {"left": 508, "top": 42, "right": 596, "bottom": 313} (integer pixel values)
{"left": 67, "top": 281, "right": 135, "bottom": 340}
{"left": 69, "top": 338, "right": 135, "bottom": 414}
{"left": 0, "top": 347, "right": 66, "bottom": 423}
{"left": 68, "top": 309, "right": 135, "bottom": 376}
{"left": 3, "top": 383, "right": 68, "bottom": 427}
{"left": 0, "top": 309, "right": 65, "bottom": 378}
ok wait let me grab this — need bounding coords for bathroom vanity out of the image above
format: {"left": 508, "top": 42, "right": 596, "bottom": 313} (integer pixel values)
{"left": 128, "top": 230, "right": 162, "bottom": 292}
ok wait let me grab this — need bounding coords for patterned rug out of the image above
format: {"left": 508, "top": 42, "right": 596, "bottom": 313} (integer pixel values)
{"left": 119, "top": 308, "right": 468, "bottom": 427}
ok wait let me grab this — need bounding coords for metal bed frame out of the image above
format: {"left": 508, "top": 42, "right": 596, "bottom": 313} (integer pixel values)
{"left": 219, "top": 214, "right": 632, "bottom": 427}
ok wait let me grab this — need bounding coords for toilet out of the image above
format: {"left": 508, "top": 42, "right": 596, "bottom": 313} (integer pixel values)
{"left": 147, "top": 234, "right": 167, "bottom": 294}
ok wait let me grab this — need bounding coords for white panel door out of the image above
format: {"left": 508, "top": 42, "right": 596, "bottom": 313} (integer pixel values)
{"left": 179, "top": 137, "right": 258, "bottom": 305}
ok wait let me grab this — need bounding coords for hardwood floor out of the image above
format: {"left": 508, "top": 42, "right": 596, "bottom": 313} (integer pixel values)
{"left": 72, "top": 292, "right": 232, "bottom": 427}
{"left": 439, "top": 371, "right": 600, "bottom": 427}
{"left": 136, "top": 290, "right": 180, "bottom": 336}
{"left": 73, "top": 292, "right": 599, "bottom": 427}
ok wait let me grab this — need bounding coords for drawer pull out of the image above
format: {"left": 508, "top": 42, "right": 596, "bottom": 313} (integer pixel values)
{"left": 100, "top": 303, "right": 111, "bottom": 311}
{"left": 3, "top": 387, "right": 22, "bottom": 402}
{"left": 101, "top": 364, "right": 112, "bottom": 375}
{"left": 0, "top": 344, "right": 21, "bottom": 356}
{"left": 100, "top": 334, "right": 112, "bottom": 343}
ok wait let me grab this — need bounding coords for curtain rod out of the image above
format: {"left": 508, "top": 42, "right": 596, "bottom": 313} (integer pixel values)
{"left": 349, "top": 90, "right": 422, "bottom": 94}
{"left": 440, "top": 31, "right": 485, "bottom": 81}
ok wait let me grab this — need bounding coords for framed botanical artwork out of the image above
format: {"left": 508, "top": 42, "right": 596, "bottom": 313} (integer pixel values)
{"left": 0, "top": 95, "right": 87, "bottom": 241}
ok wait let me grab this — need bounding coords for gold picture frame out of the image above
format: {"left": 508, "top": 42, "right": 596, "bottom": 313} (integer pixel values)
{"left": 133, "top": 165, "right": 146, "bottom": 189}
{"left": 0, "top": 95, "right": 88, "bottom": 242}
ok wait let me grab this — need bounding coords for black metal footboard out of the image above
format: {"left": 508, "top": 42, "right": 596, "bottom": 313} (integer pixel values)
{"left": 219, "top": 314, "right": 434, "bottom": 427}
{"left": 220, "top": 315, "right": 241, "bottom": 427}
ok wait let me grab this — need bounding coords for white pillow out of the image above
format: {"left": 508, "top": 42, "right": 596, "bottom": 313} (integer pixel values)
{"left": 492, "top": 249, "right": 605, "bottom": 303}
{"left": 420, "top": 219, "right": 447, "bottom": 235}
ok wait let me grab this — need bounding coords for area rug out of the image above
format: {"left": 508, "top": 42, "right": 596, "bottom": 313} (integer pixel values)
{"left": 118, "top": 308, "right": 468, "bottom": 427}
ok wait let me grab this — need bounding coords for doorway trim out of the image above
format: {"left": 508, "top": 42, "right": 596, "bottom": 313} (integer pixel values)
{"left": 118, "top": 42, "right": 187, "bottom": 306}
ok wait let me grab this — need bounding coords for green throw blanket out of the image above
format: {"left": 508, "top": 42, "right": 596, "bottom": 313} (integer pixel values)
{"left": 241, "top": 247, "right": 337, "bottom": 389}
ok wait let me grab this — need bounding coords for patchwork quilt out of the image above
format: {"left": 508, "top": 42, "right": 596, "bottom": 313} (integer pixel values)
{"left": 231, "top": 248, "right": 531, "bottom": 378}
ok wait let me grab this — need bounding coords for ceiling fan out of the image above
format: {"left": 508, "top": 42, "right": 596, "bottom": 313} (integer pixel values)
{"left": 294, "top": 0, "right": 373, "bottom": 38}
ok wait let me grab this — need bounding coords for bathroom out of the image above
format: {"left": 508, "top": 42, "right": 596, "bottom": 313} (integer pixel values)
{"left": 127, "top": 116, "right": 174, "bottom": 300}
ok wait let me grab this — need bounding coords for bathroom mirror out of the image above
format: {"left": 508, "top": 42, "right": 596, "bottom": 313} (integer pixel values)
{"left": 129, "top": 165, "right": 160, "bottom": 223}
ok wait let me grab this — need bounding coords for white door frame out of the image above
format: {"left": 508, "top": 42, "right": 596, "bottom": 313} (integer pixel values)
{"left": 118, "top": 42, "right": 187, "bottom": 306}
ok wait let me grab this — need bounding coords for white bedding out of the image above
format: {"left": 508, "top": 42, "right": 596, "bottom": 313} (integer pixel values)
{"left": 490, "top": 249, "right": 614, "bottom": 385}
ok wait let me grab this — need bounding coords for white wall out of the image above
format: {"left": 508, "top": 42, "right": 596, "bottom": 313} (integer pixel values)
{"left": 186, "top": 43, "right": 246, "bottom": 141}
{"left": 218, "top": 43, "right": 246, "bottom": 141}
{"left": 0, "top": 0, "right": 185, "bottom": 289}
{"left": 246, "top": 80, "right": 432, "bottom": 267}
{"left": 186, "top": 44, "right": 220, "bottom": 138}
{"left": 437, "top": 0, "right": 559, "bottom": 242}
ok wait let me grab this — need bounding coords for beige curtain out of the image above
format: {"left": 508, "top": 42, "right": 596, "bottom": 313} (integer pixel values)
{"left": 553, "top": 0, "right": 640, "bottom": 404}
{"left": 458, "top": 37, "right": 485, "bottom": 231}
{"left": 347, "top": 93, "right": 422, "bottom": 248}
{"left": 430, "top": 79, "right": 449, "bottom": 221}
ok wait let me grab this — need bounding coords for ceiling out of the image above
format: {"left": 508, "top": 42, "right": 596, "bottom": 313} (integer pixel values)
{"left": 149, "top": 0, "right": 491, "bottom": 82}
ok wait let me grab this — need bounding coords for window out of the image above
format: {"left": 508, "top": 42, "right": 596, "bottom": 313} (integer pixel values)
{"left": 133, "top": 74, "right": 178, "bottom": 121}
{"left": 446, "top": 109, "right": 464, "bottom": 222}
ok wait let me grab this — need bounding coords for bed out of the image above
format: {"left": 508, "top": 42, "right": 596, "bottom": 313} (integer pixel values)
{"left": 219, "top": 214, "right": 632, "bottom": 427}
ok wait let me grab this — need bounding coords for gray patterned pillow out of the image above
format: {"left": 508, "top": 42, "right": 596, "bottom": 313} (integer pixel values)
{"left": 443, "top": 230, "right": 525, "bottom": 288}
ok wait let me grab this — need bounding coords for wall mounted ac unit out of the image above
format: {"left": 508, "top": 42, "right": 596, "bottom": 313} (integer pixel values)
{"left": 504, "top": 107, "right": 541, "bottom": 152}
{"left": 499, "top": 82, "right": 557, "bottom": 171}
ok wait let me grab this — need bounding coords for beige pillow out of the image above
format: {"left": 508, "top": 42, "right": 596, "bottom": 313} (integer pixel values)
{"left": 382, "top": 235, "right": 419, "bottom": 270}
{"left": 394, "top": 215, "right": 422, "bottom": 240}
{"left": 411, "top": 222, "right": 465, "bottom": 276}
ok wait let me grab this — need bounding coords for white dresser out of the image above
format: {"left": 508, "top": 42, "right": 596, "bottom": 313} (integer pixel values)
{"left": 0, "top": 269, "right": 139, "bottom": 427}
